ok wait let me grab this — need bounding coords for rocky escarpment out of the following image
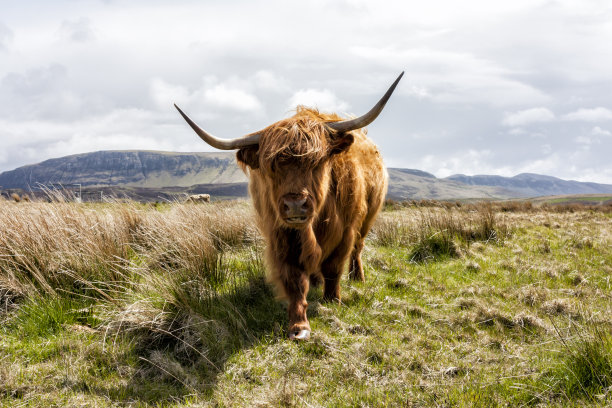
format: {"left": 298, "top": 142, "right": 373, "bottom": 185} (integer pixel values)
{"left": 0, "top": 150, "right": 247, "bottom": 189}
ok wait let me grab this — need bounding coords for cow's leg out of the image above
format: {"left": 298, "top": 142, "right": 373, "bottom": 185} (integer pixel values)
{"left": 321, "top": 228, "right": 355, "bottom": 302}
{"left": 309, "top": 273, "right": 323, "bottom": 288}
{"left": 268, "top": 225, "right": 320, "bottom": 340}
{"left": 282, "top": 267, "right": 311, "bottom": 340}
{"left": 322, "top": 264, "right": 341, "bottom": 302}
{"left": 348, "top": 237, "right": 365, "bottom": 282}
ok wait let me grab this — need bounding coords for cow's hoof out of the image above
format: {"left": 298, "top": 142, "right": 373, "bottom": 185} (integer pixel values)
{"left": 289, "top": 329, "right": 311, "bottom": 341}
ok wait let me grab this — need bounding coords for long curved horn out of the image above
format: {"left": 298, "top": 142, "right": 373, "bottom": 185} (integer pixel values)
{"left": 174, "top": 104, "right": 261, "bottom": 150}
{"left": 327, "top": 71, "right": 404, "bottom": 133}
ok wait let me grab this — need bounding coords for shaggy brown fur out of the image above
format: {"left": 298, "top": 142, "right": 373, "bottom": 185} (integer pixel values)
{"left": 236, "top": 106, "right": 388, "bottom": 337}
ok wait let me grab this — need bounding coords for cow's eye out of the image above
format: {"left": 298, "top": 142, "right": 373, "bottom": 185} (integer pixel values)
{"left": 270, "top": 162, "right": 283, "bottom": 174}
{"left": 272, "top": 158, "right": 292, "bottom": 173}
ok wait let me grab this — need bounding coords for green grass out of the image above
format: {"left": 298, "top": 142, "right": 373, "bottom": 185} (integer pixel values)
{"left": 0, "top": 201, "right": 610, "bottom": 406}
{"left": 10, "top": 296, "right": 99, "bottom": 338}
{"left": 541, "top": 321, "right": 612, "bottom": 402}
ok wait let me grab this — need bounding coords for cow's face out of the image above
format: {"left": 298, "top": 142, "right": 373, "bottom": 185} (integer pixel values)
{"left": 268, "top": 158, "right": 328, "bottom": 228}
{"left": 237, "top": 112, "right": 354, "bottom": 228}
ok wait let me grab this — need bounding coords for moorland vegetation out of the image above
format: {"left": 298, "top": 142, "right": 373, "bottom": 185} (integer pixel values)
{"left": 0, "top": 196, "right": 610, "bottom": 406}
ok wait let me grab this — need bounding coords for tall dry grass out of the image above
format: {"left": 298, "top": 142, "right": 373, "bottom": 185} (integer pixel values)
{"left": 0, "top": 199, "right": 258, "bottom": 302}
{"left": 371, "top": 202, "right": 508, "bottom": 261}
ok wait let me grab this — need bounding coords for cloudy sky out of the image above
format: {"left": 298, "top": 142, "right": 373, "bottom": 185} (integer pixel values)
{"left": 1, "top": 0, "right": 612, "bottom": 183}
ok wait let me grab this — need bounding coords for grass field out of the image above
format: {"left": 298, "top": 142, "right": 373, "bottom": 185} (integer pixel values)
{"left": 0, "top": 198, "right": 610, "bottom": 407}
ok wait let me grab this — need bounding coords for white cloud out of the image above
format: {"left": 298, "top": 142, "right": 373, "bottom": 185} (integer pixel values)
{"left": 350, "top": 45, "right": 551, "bottom": 107}
{"left": 573, "top": 126, "right": 609, "bottom": 148}
{"left": 204, "top": 84, "right": 263, "bottom": 112}
{"left": 574, "top": 135, "right": 595, "bottom": 145}
{"left": 0, "top": 64, "right": 91, "bottom": 120}
{"left": 515, "top": 154, "right": 561, "bottom": 175}
{"left": 287, "top": 89, "right": 350, "bottom": 113}
{"left": 150, "top": 78, "right": 191, "bottom": 109}
{"left": 0, "top": 108, "right": 206, "bottom": 170}
{"left": 502, "top": 107, "right": 555, "bottom": 126}
{"left": 417, "top": 149, "right": 511, "bottom": 178}
{"left": 252, "top": 71, "right": 290, "bottom": 93}
{"left": 563, "top": 107, "right": 612, "bottom": 122}
{"left": 151, "top": 77, "right": 263, "bottom": 115}
{"left": 592, "top": 126, "right": 611, "bottom": 136}
{"left": 508, "top": 128, "right": 527, "bottom": 135}
{"left": 567, "top": 168, "right": 612, "bottom": 184}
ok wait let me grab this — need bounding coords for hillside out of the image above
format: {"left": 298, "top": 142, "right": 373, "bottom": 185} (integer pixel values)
{"left": 2, "top": 150, "right": 612, "bottom": 201}
{"left": 387, "top": 168, "right": 513, "bottom": 200}
{"left": 0, "top": 150, "right": 247, "bottom": 189}
{"left": 446, "top": 173, "right": 612, "bottom": 197}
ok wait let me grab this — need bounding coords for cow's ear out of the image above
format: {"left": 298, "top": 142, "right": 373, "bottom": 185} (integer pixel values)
{"left": 329, "top": 133, "right": 355, "bottom": 155}
{"left": 237, "top": 146, "right": 260, "bottom": 170}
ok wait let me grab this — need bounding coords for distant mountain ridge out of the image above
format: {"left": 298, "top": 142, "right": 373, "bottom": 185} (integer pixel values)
{"left": 446, "top": 173, "right": 612, "bottom": 197}
{"left": 386, "top": 168, "right": 514, "bottom": 200}
{"left": 1, "top": 150, "right": 611, "bottom": 200}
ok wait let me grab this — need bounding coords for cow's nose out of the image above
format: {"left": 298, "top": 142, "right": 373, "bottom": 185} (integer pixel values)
{"left": 283, "top": 196, "right": 308, "bottom": 217}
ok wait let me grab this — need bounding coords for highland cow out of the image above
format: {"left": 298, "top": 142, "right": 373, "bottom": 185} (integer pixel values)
{"left": 175, "top": 72, "right": 403, "bottom": 340}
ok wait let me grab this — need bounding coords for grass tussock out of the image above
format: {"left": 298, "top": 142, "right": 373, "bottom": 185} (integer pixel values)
{"left": 540, "top": 320, "right": 612, "bottom": 402}
{"left": 373, "top": 202, "right": 507, "bottom": 262}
